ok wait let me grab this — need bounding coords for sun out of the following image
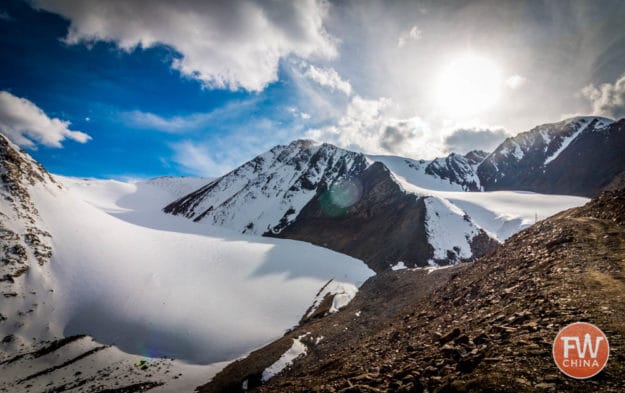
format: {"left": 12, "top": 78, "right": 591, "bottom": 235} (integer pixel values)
{"left": 436, "top": 54, "right": 503, "bottom": 116}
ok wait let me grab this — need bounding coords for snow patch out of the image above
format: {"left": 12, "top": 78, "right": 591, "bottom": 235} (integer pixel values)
{"left": 391, "top": 261, "right": 407, "bottom": 271}
{"left": 262, "top": 334, "right": 309, "bottom": 381}
{"left": 306, "top": 279, "right": 359, "bottom": 318}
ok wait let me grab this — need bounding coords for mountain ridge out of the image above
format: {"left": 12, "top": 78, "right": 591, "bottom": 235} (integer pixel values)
{"left": 163, "top": 116, "right": 620, "bottom": 270}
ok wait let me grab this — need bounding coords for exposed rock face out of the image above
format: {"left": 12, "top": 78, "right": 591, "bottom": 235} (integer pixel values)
{"left": 536, "top": 118, "right": 625, "bottom": 196}
{"left": 270, "top": 162, "right": 433, "bottom": 272}
{"left": 478, "top": 116, "right": 621, "bottom": 196}
{"left": 200, "top": 187, "right": 625, "bottom": 393}
{"left": 0, "top": 134, "right": 55, "bottom": 280}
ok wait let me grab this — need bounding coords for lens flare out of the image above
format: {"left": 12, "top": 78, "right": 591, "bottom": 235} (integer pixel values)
{"left": 319, "top": 178, "right": 363, "bottom": 217}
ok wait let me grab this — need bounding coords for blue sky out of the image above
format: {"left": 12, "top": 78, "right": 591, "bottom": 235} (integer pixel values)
{"left": 0, "top": 1, "right": 318, "bottom": 178}
{"left": 1, "top": 0, "right": 625, "bottom": 178}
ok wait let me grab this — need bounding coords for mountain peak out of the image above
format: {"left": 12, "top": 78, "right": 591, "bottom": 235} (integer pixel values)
{"left": 287, "top": 138, "right": 321, "bottom": 149}
{"left": 0, "top": 133, "right": 57, "bottom": 190}
{"left": 560, "top": 115, "right": 614, "bottom": 127}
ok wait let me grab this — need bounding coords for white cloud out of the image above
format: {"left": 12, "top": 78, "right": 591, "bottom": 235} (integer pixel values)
{"left": 171, "top": 141, "right": 233, "bottom": 177}
{"left": 306, "top": 95, "right": 440, "bottom": 158}
{"left": 506, "top": 74, "right": 527, "bottom": 89}
{"left": 581, "top": 73, "right": 625, "bottom": 119}
{"left": 303, "top": 65, "right": 352, "bottom": 95}
{"left": 122, "top": 111, "right": 211, "bottom": 133}
{"left": 286, "top": 106, "right": 312, "bottom": 121}
{"left": 0, "top": 91, "right": 90, "bottom": 148}
{"left": 169, "top": 113, "right": 298, "bottom": 177}
{"left": 122, "top": 98, "right": 260, "bottom": 133}
{"left": 35, "top": 0, "right": 337, "bottom": 92}
{"left": 397, "top": 25, "right": 422, "bottom": 48}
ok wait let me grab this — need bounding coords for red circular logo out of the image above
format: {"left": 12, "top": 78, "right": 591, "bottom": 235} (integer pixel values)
{"left": 553, "top": 322, "right": 609, "bottom": 379}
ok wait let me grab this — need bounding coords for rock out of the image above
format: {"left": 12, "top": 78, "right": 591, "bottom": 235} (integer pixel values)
{"left": 522, "top": 321, "right": 538, "bottom": 331}
{"left": 543, "top": 374, "right": 560, "bottom": 382}
{"left": 2, "top": 334, "right": 14, "bottom": 343}
{"left": 453, "top": 334, "right": 470, "bottom": 346}
{"left": 439, "top": 328, "right": 461, "bottom": 345}
{"left": 441, "top": 344, "right": 461, "bottom": 360}
{"left": 473, "top": 332, "right": 489, "bottom": 345}
{"left": 456, "top": 351, "right": 484, "bottom": 373}
{"left": 534, "top": 382, "right": 556, "bottom": 391}
{"left": 398, "top": 381, "right": 424, "bottom": 393}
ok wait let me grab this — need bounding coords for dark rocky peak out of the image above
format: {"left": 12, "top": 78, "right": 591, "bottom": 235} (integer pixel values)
{"left": 164, "top": 139, "right": 498, "bottom": 270}
{"left": 483, "top": 116, "right": 612, "bottom": 167}
{"left": 477, "top": 116, "right": 621, "bottom": 195}
{"left": 425, "top": 152, "right": 482, "bottom": 191}
{"left": 273, "top": 160, "right": 497, "bottom": 271}
{"left": 464, "top": 150, "right": 488, "bottom": 165}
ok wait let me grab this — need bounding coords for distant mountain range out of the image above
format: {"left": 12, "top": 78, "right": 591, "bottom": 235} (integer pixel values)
{"left": 164, "top": 116, "right": 622, "bottom": 271}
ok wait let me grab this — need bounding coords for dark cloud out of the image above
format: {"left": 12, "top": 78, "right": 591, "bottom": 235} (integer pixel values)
{"left": 444, "top": 128, "right": 508, "bottom": 155}
{"left": 380, "top": 122, "right": 422, "bottom": 153}
{"left": 581, "top": 73, "right": 625, "bottom": 119}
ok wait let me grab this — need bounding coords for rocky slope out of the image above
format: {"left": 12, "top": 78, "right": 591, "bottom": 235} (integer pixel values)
{"left": 200, "top": 188, "right": 625, "bottom": 392}
{"left": 165, "top": 140, "right": 498, "bottom": 271}
{"left": 0, "top": 134, "right": 55, "bottom": 281}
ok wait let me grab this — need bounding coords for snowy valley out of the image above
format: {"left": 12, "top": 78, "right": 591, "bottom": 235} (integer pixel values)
{"left": 1, "top": 115, "right": 622, "bottom": 392}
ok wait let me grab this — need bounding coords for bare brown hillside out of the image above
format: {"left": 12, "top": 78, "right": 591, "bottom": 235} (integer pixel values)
{"left": 199, "top": 189, "right": 625, "bottom": 393}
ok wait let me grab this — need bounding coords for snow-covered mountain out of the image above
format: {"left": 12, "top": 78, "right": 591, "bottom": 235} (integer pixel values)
{"left": 478, "top": 116, "right": 622, "bottom": 196}
{"left": 164, "top": 139, "right": 588, "bottom": 271}
{"left": 163, "top": 141, "right": 492, "bottom": 271}
{"left": 165, "top": 140, "right": 367, "bottom": 236}
{"left": 0, "top": 134, "right": 373, "bottom": 391}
